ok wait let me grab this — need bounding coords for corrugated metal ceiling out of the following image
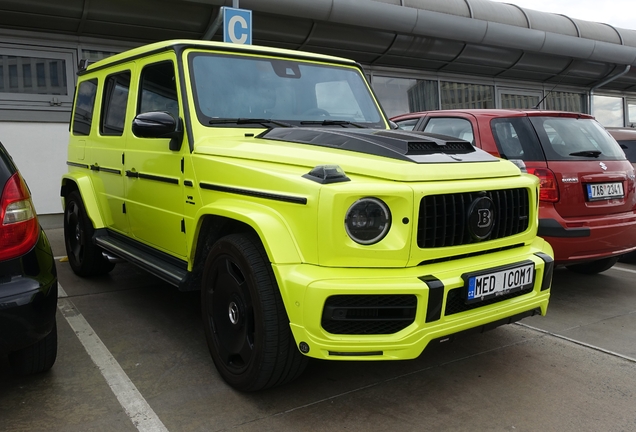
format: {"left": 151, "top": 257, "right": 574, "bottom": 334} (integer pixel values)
{"left": 0, "top": 0, "right": 635, "bottom": 92}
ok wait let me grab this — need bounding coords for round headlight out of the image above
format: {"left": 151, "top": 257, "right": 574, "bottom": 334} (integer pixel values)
{"left": 345, "top": 197, "right": 391, "bottom": 245}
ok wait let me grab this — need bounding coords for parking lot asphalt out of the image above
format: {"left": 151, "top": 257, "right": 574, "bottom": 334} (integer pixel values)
{"left": 1, "top": 224, "right": 635, "bottom": 432}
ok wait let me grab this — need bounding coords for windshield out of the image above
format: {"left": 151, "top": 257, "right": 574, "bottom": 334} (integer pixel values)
{"left": 188, "top": 52, "right": 385, "bottom": 128}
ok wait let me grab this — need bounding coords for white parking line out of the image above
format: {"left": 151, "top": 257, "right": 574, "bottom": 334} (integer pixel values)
{"left": 57, "top": 284, "right": 169, "bottom": 432}
{"left": 517, "top": 322, "right": 636, "bottom": 363}
{"left": 611, "top": 265, "right": 636, "bottom": 274}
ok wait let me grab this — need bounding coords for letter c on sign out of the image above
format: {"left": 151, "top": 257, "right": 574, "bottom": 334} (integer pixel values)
{"left": 229, "top": 15, "right": 248, "bottom": 44}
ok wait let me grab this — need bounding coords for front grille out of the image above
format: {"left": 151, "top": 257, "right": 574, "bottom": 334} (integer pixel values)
{"left": 444, "top": 286, "right": 533, "bottom": 316}
{"left": 322, "top": 295, "right": 417, "bottom": 335}
{"left": 418, "top": 188, "right": 530, "bottom": 248}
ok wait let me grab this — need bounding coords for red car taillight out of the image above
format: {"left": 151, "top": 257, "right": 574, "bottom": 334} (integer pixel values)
{"left": 526, "top": 167, "right": 559, "bottom": 203}
{"left": 0, "top": 172, "right": 39, "bottom": 261}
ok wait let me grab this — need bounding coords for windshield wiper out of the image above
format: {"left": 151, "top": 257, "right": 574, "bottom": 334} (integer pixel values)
{"left": 300, "top": 119, "right": 366, "bottom": 128}
{"left": 208, "top": 118, "right": 294, "bottom": 128}
{"left": 569, "top": 150, "right": 602, "bottom": 158}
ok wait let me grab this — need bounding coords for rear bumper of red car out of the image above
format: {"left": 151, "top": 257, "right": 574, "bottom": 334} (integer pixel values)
{"left": 538, "top": 210, "right": 636, "bottom": 264}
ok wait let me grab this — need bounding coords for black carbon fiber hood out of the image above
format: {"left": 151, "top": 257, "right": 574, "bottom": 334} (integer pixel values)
{"left": 258, "top": 128, "right": 500, "bottom": 163}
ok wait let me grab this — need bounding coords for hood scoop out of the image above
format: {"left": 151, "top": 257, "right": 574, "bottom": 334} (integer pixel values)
{"left": 258, "top": 128, "right": 496, "bottom": 163}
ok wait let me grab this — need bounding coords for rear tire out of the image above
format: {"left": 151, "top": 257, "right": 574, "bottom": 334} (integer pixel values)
{"left": 64, "top": 191, "right": 115, "bottom": 276}
{"left": 201, "top": 233, "right": 307, "bottom": 391}
{"left": 565, "top": 256, "right": 619, "bottom": 274}
{"left": 8, "top": 322, "right": 57, "bottom": 375}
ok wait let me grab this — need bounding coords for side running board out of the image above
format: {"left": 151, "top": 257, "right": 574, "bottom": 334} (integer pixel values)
{"left": 94, "top": 231, "right": 188, "bottom": 288}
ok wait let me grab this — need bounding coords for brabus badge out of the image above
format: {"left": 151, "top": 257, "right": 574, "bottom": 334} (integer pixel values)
{"left": 467, "top": 195, "right": 496, "bottom": 241}
{"left": 600, "top": 162, "right": 607, "bottom": 171}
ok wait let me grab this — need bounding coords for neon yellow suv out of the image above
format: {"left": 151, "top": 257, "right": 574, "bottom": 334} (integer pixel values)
{"left": 62, "top": 40, "right": 553, "bottom": 391}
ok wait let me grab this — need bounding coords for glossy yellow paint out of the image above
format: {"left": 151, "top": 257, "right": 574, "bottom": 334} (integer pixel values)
{"left": 64, "top": 40, "right": 554, "bottom": 362}
{"left": 277, "top": 237, "right": 553, "bottom": 360}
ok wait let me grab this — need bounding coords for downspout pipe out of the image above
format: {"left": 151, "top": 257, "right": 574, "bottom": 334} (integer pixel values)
{"left": 589, "top": 65, "right": 631, "bottom": 116}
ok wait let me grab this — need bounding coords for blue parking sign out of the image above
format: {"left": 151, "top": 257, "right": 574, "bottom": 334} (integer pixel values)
{"left": 223, "top": 7, "right": 252, "bottom": 45}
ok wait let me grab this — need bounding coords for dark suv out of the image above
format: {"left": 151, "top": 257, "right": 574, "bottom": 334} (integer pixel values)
{"left": 392, "top": 109, "right": 636, "bottom": 273}
{"left": 0, "top": 141, "right": 58, "bottom": 375}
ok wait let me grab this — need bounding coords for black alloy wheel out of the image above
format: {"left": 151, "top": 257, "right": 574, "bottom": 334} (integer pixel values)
{"left": 201, "top": 233, "right": 307, "bottom": 391}
{"left": 63, "top": 191, "right": 114, "bottom": 276}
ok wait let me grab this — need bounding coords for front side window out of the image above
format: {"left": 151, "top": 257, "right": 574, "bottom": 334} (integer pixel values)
{"left": 189, "top": 52, "right": 384, "bottom": 128}
{"left": 72, "top": 79, "right": 98, "bottom": 136}
{"left": 529, "top": 117, "right": 626, "bottom": 161}
{"left": 394, "top": 118, "right": 419, "bottom": 131}
{"left": 423, "top": 117, "right": 474, "bottom": 144}
{"left": 100, "top": 71, "right": 131, "bottom": 136}
{"left": 138, "top": 61, "right": 179, "bottom": 118}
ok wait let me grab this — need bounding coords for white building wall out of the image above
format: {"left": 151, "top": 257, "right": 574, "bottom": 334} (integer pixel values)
{"left": 3, "top": 122, "right": 68, "bottom": 215}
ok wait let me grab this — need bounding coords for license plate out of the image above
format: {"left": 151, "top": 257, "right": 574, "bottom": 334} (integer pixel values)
{"left": 586, "top": 182, "right": 624, "bottom": 201}
{"left": 464, "top": 262, "right": 535, "bottom": 304}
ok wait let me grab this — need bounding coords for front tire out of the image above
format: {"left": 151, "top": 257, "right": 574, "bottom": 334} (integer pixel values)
{"left": 64, "top": 191, "right": 114, "bottom": 277}
{"left": 201, "top": 233, "right": 307, "bottom": 391}
{"left": 566, "top": 256, "right": 619, "bottom": 274}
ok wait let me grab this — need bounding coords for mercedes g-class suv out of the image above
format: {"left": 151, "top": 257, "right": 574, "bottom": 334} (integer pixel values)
{"left": 62, "top": 40, "right": 553, "bottom": 391}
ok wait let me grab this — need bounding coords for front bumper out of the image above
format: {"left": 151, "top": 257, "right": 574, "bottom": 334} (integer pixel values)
{"left": 0, "top": 230, "right": 58, "bottom": 353}
{"left": 275, "top": 238, "right": 553, "bottom": 361}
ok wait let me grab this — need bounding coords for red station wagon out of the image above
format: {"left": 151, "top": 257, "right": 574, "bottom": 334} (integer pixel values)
{"left": 392, "top": 109, "right": 636, "bottom": 274}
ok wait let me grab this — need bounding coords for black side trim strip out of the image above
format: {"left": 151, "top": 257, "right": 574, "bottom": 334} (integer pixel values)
{"left": 199, "top": 182, "right": 308, "bottom": 205}
{"left": 67, "top": 161, "right": 89, "bottom": 169}
{"left": 420, "top": 276, "right": 444, "bottom": 323}
{"left": 125, "top": 171, "right": 179, "bottom": 184}
{"left": 538, "top": 218, "right": 590, "bottom": 238}
{"left": 535, "top": 252, "right": 554, "bottom": 291}
{"left": 90, "top": 164, "right": 121, "bottom": 175}
{"left": 184, "top": 180, "right": 193, "bottom": 187}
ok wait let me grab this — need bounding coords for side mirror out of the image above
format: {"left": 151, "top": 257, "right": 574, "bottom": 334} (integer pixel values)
{"left": 132, "top": 111, "right": 184, "bottom": 151}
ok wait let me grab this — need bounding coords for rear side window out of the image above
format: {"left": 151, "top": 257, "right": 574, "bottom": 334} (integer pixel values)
{"left": 490, "top": 117, "right": 545, "bottom": 161}
{"left": 529, "top": 117, "right": 626, "bottom": 161}
{"left": 100, "top": 71, "right": 131, "bottom": 136}
{"left": 423, "top": 117, "right": 474, "bottom": 144}
{"left": 72, "top": 79, "right": 98, "bottom": 136}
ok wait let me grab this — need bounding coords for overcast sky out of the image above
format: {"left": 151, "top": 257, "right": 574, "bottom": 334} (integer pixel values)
{"left": 490, "top": 0, "right": 636, "bottom": 31}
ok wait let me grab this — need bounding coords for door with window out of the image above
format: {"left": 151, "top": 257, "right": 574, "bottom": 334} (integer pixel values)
{"left": 90, "top": 66, "right": 134, "bottom": 235}
{"left": 124, "top": 55, "right": 186, "bottom": 257}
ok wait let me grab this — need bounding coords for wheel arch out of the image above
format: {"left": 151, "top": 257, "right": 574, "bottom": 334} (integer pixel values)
{"left": 60, "top": 173, "right": 106, "bottom": 229}
{"left": 189, "top": 201, "right": 303, "bottom": 273}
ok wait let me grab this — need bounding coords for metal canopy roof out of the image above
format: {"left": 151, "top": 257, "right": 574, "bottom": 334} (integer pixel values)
{"left": 2, "top": 0, "right": 636, "bottom": 92}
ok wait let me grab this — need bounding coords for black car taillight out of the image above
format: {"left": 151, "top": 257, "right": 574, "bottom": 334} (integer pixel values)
{"left": 0, "top": 172, "right": 39, "bottom": 261}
